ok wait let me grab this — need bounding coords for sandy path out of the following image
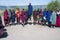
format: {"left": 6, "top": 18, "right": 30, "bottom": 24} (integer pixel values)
{"left": 0, "top": 24, "right": 60, "bottom": 40}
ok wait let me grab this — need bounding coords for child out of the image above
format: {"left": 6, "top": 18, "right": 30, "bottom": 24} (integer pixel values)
{"left": 15, "top": 8, "right": 21, "bottom": 24}
{"left": 21, "top": 9, "right": 26, "bottom": 27}
{"left": 50, "top": 10, "right": 56, "bottom": 28}
{"left": 4, "top": 9, "right": 8, "bottom": 26}
{"left": 33, "top": 9, "right": 37, "bottom": 24}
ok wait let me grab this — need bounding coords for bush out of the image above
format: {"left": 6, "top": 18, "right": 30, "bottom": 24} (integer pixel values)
{"left": 47, "top": 0, "right": 60, "bottom": 11}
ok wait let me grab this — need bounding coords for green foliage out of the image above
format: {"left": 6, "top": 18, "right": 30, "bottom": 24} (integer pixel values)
{"left": 14, "top": 6, "right": 18, "bottom": 11}
{"left": 24, "top": 6, "right": 28, "bottom": 11}
{"left": 47, "top": 0, "right": 60, "bottom": 10}
{"left": 0, "top": 13, "right": 3, "bottom": 16}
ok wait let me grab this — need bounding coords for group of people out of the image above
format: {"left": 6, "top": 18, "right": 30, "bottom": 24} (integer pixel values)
{"left": 1, "top": 3, "right": 60, "bottom": 39}
{"left": 4, "top": 3, "right": 33, "bottom": 27}
{"left": 33, "top": 8, "right": 59, "bottom": 28}
{"left": 3, "top": 3, "right": 60, "bottom": 27}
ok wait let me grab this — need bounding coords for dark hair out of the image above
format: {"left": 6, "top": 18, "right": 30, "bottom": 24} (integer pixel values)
{"left": 23, "top": 9, "right": 24, "bottom": 10}
{"left": 29, "top": 3, "right": 31, "bottom": 5}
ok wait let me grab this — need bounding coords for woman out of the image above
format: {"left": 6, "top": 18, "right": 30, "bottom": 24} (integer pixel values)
{"left": 56, "top": 10, "right": 60, "bottom": 27}
{"left": 50, "top": 10, "right": 56, "bottom": 28}
{"left": 15, "top": 8, "right": 21, "bottom": 23}
{"left": 21, "top": 9, "right": 26, "bottom": 27}
{"left": 4, "top": 9, "right": 8, "bottom": 26}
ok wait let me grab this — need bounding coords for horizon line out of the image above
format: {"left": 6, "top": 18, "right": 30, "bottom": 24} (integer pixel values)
{"left": 0, "top": 4, "right": 47, "bottom": 6}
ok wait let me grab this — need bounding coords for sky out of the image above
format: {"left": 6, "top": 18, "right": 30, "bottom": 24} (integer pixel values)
{"left": 0, "top": 0, "right": 52, "bottom": 6}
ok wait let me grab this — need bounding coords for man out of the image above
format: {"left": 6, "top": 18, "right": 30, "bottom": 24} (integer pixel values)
{"left": 26, "top": 3, "right": 33, "bottom": 23}
{"left": 42, "top": 8, "right": 47, "bottom": 25}
{"left": 4, "top": 9, "right": 9, "bottom": 26}
{"left": 8, "top": 9, "right": 12, "bottom": 24}
{"left": 0, "top": 16, "right": 8, "bottom": 38}
{"left": 46, "top": 10, "right": 52, "bottom": 27}
{"left": 15, "top": 8, "right": 21, "bottom": 24}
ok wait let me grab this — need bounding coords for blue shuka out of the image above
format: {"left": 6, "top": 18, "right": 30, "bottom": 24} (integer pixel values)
{"left": 46, "top": 11, "right": 51, "bottom": 22}
{"left": 42, "top": 10, "right": 47, "bottom": 20}
{"left": 28, "top": 5, "right": 33, "bottom": 15}
{"left": 36, "top": 10, "right": 40, "bottom": 15}
{"left": 11, "top": 11, "right": 15, "bottom": 23}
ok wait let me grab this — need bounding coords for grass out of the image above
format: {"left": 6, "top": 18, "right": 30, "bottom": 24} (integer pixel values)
{"left": 0, "top": 14, "right": 3, "bottom": 16}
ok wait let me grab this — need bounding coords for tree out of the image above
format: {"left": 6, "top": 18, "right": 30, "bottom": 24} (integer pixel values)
{"left": 47, "top": 0, "right": 60, "bottom": 10}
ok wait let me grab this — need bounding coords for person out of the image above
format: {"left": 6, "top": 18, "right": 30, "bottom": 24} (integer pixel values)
{"left": 25, "top": 9, "right": 28, "bottom": 24}
{"left": 11, "top": 10, "right": 16, "bottom": 24}
{"left": 42, "top": 8, "right": 47, "bottom": 25}
{"left": 33, "top": 9, "right": 37, "bottom": 24}
{"left": 39, "top": 9, "right": 43, "bottom": 24}
{"left": 8, "top": 9, "right": 12, "bottom": 24}
{"left": 56, "top": 9, "right": 60, "bottom": 27}
{"left": 36, "top": 8, "right": 40, "bottom": 24}
{"left": 4, "top": 9, "right": 8, "bottom": 26}
{"left": 26, "top": 3, "right": 33, "bottom": 22}
{"left": 21, "top": 9, "right": 26, "bottom": 27}
{"left": 50, "top": 10, "right": 57, "bottom": 28}
{"left": 0, "top": 16, "right": 2, "bottom": 24}
{"left": 15, "top": 8, "right": 21, "bottom": 24}
{"left": 0, "top": 16, "right": 8, "bottom": 38}
{"left": 0, "top": 16, "right": 4, "bottom": 33}
{"left": 46, "top": 10, "right": 52, "bottom": 27}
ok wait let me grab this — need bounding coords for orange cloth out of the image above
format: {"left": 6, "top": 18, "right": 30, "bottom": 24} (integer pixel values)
{"left": 15, "top": 10, "right": 21, "bottom": 18}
